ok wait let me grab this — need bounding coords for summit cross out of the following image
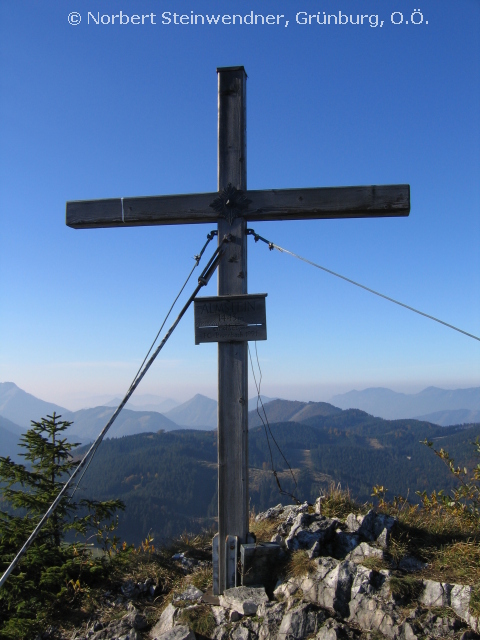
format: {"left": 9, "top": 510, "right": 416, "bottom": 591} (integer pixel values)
{"left": 66, "top": 66, "right": 410, "bottom": 594}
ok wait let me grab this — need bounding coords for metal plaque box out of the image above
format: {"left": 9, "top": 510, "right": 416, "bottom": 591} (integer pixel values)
{"left": 194, "top": 294, "right": 267, "bottom": 344}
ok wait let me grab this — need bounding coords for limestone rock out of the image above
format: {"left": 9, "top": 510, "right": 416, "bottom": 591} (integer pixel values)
{"left": 85, "top": 615, "right": 140, "bottom": 640}
{"left": 285, "top": 513, "right": 338, "bottom": 556}
{"left": 314, "top": 495, "right": 325, "bottom": 515}
{"left": 356, "top": 510, "right": 396, "bottom": 543}
{"left": 451, "top": 584, "right": 479, "bottom": 632}
{"left": 153, "top": 626, "right": 196, "bottom": 640}
{"left": 172, "top": 585, "right": 204, "bottom": 603}
{"left": 270, "top": 533, "right": 286, "bottom": 547}
{"left": 124, "top": 610, "right": 148, "bottom": 630}
{"left": 396, "top": 620, "right": 421, "bottom": 639}
{"left": 211, "top": 605, "right": 227, "bottom": 626}
{"left": 376, "top": 527, "right": 390, "bottom": 549}
{"left": 219, "top": 586, "right": 269, "bottom": 616}
{"left": 348, "top": 592, "right": 399, "bottom": 638}
{"left": 277, "top": 601, "right": 326, "bottom": 639}
{"left": 255, "top": 502, "right": 308, "bottom": 523}
{"left": 274, "top": 579, "right": 301, "bottom": 600}
{"left": 419, "top": 579, "right": 451, "bottom": 607}
{"left": 230, "top": 626, "right": 251, "bottom": 640}
{"left": 316, "top": 618, "right": 352, "bottom": 639}
{"left": 212, "top": 624, "right": 231, "bottom": 640}
{"left": 347, "top": 542, "right": 383, "bottom": 563}
{"left": 256, "top": 601, "right": 288, "bottom": 640}
{"left": 345, "top": 514, "right": 362, "bottom": 533}
{"left": 150, "top": 603, "right": 180, "bottom": 638}
{"left": 297, "top": 557, "right": 356, "bottom": 618}
{"left": 255, "top": 503, "right": 284, "bottom": 521}
{"left": 333, "top": 530, "right": 360, "bottom": 559}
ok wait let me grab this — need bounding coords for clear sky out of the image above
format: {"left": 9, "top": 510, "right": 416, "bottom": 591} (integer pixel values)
{"left": 0, "top": 0, "right": 479, "bottom": 410}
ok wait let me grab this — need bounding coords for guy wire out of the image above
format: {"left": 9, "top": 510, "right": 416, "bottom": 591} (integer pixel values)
{"left": 248, "top": 343, "right": 301, "bottom": 505}
{"left": 247, "top": 229, "right": 480, "bottom": 343}
{"left": 69, "top": 230, "right": 218, "bottom": 501}
{"left": 0, "top": 233, "right": 228, "bottom": 590}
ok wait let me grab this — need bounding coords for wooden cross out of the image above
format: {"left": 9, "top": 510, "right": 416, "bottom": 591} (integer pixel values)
{"left": 66, "top": 66, "right": 410, "bottom": 594}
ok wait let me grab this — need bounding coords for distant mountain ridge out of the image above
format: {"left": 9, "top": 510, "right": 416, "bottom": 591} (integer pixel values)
{"left": 414, "top": 408, "right": 480, "bottom": 427}
{"left": 163, "top": 393, "right": 277, "bottom": 428}
{"left": 2, "top": 382, "right": 480, "bottom": 463}
{"left": 0, "top": 415, "right": 26, "bottom": 462}
{"left": 103, "top": 395, "right": 179, "bottom": 414}
{"left": 163, "top": 394, "right": 217, "bottom": 428}
{"left": 0, "top": 382, "right": 72, "bottom": 428}
{"left": 65, "top": 406, "right": 181, "bottom": 443}
{"left": 248, "top": 398, "right": 341, "bottom": 428}
{"left": 331, "top": 386, "right": 480, "bottom": 422}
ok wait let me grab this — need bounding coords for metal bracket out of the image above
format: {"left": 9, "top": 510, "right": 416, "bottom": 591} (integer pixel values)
{"left": 210, "top": 184, "right": 251, "bottom": 225}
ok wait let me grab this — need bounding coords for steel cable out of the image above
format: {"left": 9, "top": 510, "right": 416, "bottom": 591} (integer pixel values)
{"left": 247, "top": 229, "right": 480, "bottom": 343}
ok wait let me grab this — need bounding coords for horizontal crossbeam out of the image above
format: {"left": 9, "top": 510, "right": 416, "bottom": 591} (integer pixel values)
{"left": 66, "top": 184, "right": 410, "bottom": 229}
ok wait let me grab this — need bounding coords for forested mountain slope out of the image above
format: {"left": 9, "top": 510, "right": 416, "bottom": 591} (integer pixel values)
{"left": 73, "top": 409, "right": 480, "bottom": 546}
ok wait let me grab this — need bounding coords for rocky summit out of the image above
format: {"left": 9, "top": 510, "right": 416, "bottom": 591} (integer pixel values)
{"left": 41, "top": 501, "right": 479, "bottom": 640}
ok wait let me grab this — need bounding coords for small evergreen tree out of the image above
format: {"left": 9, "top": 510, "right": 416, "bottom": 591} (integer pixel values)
{"left": 0, "top": 413, "right": 124, "bottom": 639}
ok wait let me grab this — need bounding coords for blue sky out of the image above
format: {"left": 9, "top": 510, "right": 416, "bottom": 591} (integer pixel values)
{"left": 0, "top": 0, "right": 479, "bottom": 409}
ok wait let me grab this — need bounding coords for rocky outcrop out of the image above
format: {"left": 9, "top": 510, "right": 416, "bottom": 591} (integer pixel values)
{"left": 58, "top": 502, "right": 479, "bottom": 640}
{"left": 164, "top": 503, "right": 478, "bottom": 639}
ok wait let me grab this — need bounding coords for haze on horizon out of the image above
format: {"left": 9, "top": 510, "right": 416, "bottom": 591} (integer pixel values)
{"left": 3, "top": 378, "right": 480, "bottom": 413}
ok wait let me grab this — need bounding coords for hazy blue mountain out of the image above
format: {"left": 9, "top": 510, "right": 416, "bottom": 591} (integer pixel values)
{"left": 0, "top": 414, "right": 24, "bottom": 437}
{"left": 104, "top": 395, "right": 179, "bottom": 413}
{"left": 163, "top": 394, "right": 276, "bottom": 428}
{"left": 163, "top": 394, "right": 218, "bottom": 428}
{"left": 0, "top": 427, "right": 23, "bottom": 462}
{"left": 0, "top": 381, "right": 72, "bottom": 428}
{"left": 0, "top": 416, "right": 27, "bottom": 461}
{"left": 330, "top": 386, "right": 480, "bottom": 420}
{"left": 414, "top": 408, "right": 480, "bottom": 427}
{"left": 248, "top": 399, "right": 341, "bottom": 428}
{"left": 65, "top": 406, "right": 180, "bottom": 442}
{"left": 248, "top": 396, "right": 276, "bottom": 411}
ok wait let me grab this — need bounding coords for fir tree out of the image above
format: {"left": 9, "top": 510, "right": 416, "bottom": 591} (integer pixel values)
{"left": 0, "top": 413, "right": 124, "bottom": 639}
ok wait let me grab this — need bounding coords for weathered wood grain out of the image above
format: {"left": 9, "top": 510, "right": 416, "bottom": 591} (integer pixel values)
{"left": 66, "top": 184, "right": 410, "bottom": 228}
{"left": 216, "top": 66, "right": 249, "bottom": 595}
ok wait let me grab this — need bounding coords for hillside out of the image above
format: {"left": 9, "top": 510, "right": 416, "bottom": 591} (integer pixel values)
{"left": 248, "top": 398, "right": 341, "bottom": 428}
{"left": 74, "top": 409, "right": 480, "bottom": 545}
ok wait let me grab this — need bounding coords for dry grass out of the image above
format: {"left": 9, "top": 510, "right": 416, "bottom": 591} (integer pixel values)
{"left": 320, "top": 483, "right": 369, "bottom": 520}
{"left": 359, "top": 556, "right": 390, "bottom": 573}
{"left": 388, "top": 575, "right": 423, "bottom": 602}
{"left": 249, "top": 514, "right": 281, "bottom": 542}
{"left": 380, "top": 503, "right": 480, "bottom": 586}
{"left": 189, "top": 565, "right": 213, "bottom": 592}
{"left": 286, "top": 550, "right": 317, "bottom": 579}
{"left": 178, "top": 604, "right": 216, "bottom": 636}
{"left": 470, "top": 586, "right": 480, "bottom": 618}
{"left": 421, "top": 541, "right": 480, "bottom": 586}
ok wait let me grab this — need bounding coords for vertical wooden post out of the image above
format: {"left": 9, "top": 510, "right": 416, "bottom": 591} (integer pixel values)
{"left": 217, "top": 66, "right": 248, "bottom": 594}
